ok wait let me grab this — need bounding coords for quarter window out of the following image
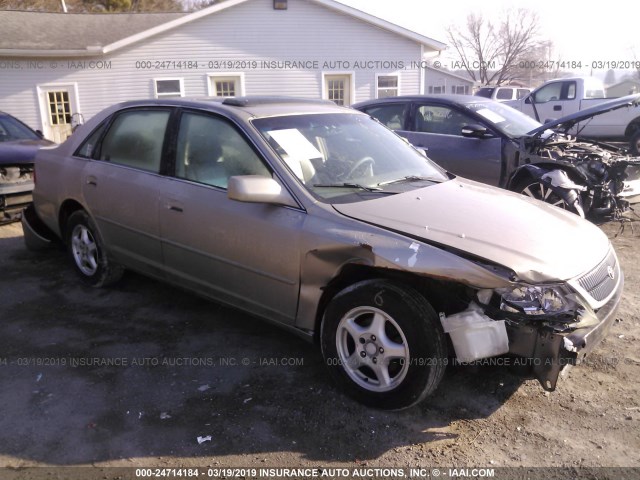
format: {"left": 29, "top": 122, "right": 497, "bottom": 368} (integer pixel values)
{"left": 175, "top": 112, "right": 270, "bottom": 189}
{"left": 100, "top": 110, "right": 170, "bottom": 172}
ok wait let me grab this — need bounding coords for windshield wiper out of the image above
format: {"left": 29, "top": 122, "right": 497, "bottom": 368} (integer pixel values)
{"left": 377, "top": 175, "right": 441, "bottom": 186}
{"left": 313, "top": 182, "right": 384, "bottom": 192}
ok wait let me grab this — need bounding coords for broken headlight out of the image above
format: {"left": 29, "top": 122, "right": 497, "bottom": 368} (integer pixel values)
{"left": 494, "top": 284, "right": 577, "bottom": 316}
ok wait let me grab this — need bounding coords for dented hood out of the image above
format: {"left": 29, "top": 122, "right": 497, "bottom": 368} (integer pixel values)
{"left": 332, "top": 179, "right": 610, "bottom": 283}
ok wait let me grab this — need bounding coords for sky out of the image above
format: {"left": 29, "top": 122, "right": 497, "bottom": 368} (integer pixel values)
{"left": 335, "top": 0, "right": 639, "bottom": 78}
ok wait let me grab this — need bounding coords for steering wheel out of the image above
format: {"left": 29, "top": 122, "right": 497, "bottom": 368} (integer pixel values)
{"left": 347, "top": 156, "right": 375, "bottom": 179}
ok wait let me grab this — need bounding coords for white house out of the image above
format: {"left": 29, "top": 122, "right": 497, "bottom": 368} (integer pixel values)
{"left": 0, "top": 0, "right": 446, "bottom": 142}
{"left": 422, "top": 65, "right": 475, "bottom": 95}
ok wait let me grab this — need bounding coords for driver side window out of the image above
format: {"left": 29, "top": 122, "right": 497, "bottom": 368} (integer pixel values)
{"left": 415, "top": 105, "right": 473, "bottom": 136}
{"left": 532, "top": 82, "right": 562, "bottom": 103}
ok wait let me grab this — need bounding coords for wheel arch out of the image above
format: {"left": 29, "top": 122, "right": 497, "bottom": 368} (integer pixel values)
{"left": 311, "top": 263, "right": 469, "bottom": 344}
{"left": 507, "top": 162, "right": 588, "bottom": 191}
{"left": 58, "top": 199, "right": 86, "bottom": 242}
{"left": 624, "top": 117, "right": 640, "bottom": 138}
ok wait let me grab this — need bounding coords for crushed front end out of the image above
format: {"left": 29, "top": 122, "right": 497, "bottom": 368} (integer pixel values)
{"left": 521, "top": 134, "right": 640, "bottom": 218}
{"left": 0, "top": 164, "right": 34, "bottom": 223}
{"left": 444, "top": 248, "right": 623, "bottom": 390}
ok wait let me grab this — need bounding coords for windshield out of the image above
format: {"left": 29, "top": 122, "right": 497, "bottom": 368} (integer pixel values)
{"left": 463, "top": 101, "right": 542, "bottom": 138}
{"left": 0, "top": 115, "right": 39, "bottom": 142}
{"left": 253, "top": 113, "right": 449, "bottom": 203}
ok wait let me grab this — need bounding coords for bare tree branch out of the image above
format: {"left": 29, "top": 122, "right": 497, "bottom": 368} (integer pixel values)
{"left": 447, "top": 8, "right": 549, "bottom": 86}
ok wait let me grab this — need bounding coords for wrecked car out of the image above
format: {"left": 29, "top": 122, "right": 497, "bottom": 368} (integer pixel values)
{"left": 24, "top": 97, "right": 623, "bottom": 409}
{"left": 353, "top": 95, "right": 640, "bottom": 219}
{"left": 0, "top": 111, "right": 54, "bottom": 223}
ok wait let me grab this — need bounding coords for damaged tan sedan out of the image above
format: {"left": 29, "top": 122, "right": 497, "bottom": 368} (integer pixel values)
{"left": 24, "top": 97, "right": 623, "bottom": 410}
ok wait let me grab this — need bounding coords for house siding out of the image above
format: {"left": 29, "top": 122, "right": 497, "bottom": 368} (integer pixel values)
{"left": 0, "top": 0, "right": 427, "bottom": 134}
{"left": 424, "top": 69, "right": 474, "bottom": 95}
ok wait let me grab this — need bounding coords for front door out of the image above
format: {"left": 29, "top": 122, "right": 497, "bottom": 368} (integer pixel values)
{"left": 38, "top": 84, "right": 80, "bottom": 143}
{"left": 324, "top": 74, "right": 352, "bottom": 106}
{"left": 159, "top": 110, "right": 304, "bottom": 325}
{"left": 405, "top": 103, "right": 503, "bottom": 186}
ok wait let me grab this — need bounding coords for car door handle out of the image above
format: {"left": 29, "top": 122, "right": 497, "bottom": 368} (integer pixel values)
{"left": 86, "top": 175, "right": 97, "bottom": 186}
{"left": 165, "top": 200, "right": 184, "bottom": 213}
{"left": 553, "top": 105, "right": 562, "bottom": 111}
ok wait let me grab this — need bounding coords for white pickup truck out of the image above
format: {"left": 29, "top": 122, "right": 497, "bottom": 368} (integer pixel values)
{"left": 507, "top": 77, "right": 640, "bottom": 154}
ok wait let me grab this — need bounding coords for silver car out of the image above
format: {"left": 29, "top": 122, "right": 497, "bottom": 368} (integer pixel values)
{"left": 25, "top": 97, "right": 623, "bottom": 410}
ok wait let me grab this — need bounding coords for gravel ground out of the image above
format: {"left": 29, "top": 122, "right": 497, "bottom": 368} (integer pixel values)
{"left": 0, "top": 218, "right": 638, "bottom": 479}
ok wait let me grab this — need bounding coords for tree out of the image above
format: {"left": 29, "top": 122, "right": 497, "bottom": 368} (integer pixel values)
{"left": 447, "top": 8, "right": 547, "bottom": 86}
{"left": 0, "top": 0, "right": 183, "bottom": 12}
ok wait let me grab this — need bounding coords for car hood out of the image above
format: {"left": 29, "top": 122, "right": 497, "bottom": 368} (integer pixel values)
{"left": 526, "top": 94, "right": 640, "bottom": 136}
{"left": 332, "top": 178, "right": 610, "bottom": 283}
{"left": 0, "top": 139, "right": 53, "bottom": 165}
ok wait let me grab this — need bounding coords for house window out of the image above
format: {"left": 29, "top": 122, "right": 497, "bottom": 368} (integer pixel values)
{"left": 47, "top": 91, "right": 71, "bottom": 125}
{"left": 208, "top": 73, "right": 245, "bottom": 97}
{"left": 376, "top": 75, "right": 399, "bottom": 98}
{"left": 451, "top": 85, "right": 469, "bottom": 95}
{"left": 428, "top": 86, "right": 445, "bottom": 94}
{"left": 154, "top": 79, "right": 184, "bottom": 98}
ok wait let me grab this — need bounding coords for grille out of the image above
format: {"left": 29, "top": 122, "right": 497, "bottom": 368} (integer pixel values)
{"left": 577, "top": 249, "right": 619, "bottom": 302}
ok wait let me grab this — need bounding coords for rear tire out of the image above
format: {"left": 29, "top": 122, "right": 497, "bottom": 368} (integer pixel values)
{"left": 320, "top": 279, "right": 447, "bottom": 410}
{"left": 66, "top": 210, "right": 123, "bottom": 287}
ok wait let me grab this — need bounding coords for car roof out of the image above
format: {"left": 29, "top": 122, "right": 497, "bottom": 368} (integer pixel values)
{"left": 105, "top": 97, "right": 356, "bottom": 121}
{"left": 352, "top": 95, "right": 493, "bottom": 109}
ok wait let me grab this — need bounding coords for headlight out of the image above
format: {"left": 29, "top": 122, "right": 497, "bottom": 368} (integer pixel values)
{"left": 494, "top": 284, "right": 577, "bottom": 316}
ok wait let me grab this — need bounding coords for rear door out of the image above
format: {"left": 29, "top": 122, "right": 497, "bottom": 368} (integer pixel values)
{"left": 79, "top": 108, "right": 171, "bottom": 276}
{"left": 158, "top": 110, "right": 305, "bottom": 325}
{"left": 404, "top": 102, "right": 502, "bottom": 186}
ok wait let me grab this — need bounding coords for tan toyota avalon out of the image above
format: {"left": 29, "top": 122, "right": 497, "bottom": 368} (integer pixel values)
{"left": 24, "top": 97, "right": 623, "bottom": 410}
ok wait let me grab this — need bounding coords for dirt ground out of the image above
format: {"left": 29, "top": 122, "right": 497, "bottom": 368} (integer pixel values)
{"left": 0, "top": 217, "right": 638, "bottom": 477}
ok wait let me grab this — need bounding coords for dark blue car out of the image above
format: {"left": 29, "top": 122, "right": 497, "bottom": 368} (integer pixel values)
{"left": 353, "top": 95, "right": 640, "bottom": 219}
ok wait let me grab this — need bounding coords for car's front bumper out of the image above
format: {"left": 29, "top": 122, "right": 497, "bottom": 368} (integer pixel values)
{"left": 505, "top": 273, "right": 623, "bottom": 390}
{"left": 0, "top": 180, "right": 34, "bottom": 220}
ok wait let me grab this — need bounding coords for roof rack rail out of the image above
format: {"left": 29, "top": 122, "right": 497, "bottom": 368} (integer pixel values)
{"left": 222, "top": 96, "right": 335, "bottom": 107}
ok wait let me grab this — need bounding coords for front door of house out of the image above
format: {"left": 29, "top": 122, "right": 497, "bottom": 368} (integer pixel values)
{"left": 39, "top": 85, "right": 79, "bottom": 143}
{"left": 324, "top": 74, "right": 352, "bottom": 106}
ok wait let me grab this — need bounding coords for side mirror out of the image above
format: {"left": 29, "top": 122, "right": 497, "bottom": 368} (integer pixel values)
{"left": 227, "top": 175, "right": 298, "bottom": 208}
{"left": 461, "top": 124, "right": 493, "bottom": 139}
{"left": 35, "top": 129, "right": 44, "bottom": 138}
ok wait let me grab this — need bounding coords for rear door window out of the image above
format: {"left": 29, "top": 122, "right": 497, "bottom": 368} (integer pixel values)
{"left": 362, "top": 103, "right": 408, "bottom": 130}
{"left": 99, "top": 110, "right": 170, "bottom": 173}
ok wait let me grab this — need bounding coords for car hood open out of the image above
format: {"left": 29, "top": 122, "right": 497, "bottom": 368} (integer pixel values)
{"left": 526, "top": 94, "right": 640, "bottom": 137}
{"left": 332, "top": 178, "right": 610, "bottom": 283}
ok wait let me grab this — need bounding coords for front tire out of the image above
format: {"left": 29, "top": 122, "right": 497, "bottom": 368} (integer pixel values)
{"left": 66, "top": 210, "right": 123, "bottom": 287}
{"left": 320, "top": 279, "right": 447, "bottom": 410}
{"left": 630, "top": 130, "right": 640, "bottom": 156}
